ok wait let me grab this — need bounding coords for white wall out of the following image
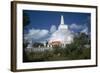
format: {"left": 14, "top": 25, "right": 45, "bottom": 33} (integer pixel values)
{"left": 0, "top": 0, "right": 99, "bottom": 73}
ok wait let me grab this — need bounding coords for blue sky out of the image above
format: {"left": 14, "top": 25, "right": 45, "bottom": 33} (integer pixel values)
{"left": 23, "top": 10, "right": 91, "bottom": 42}
{"left": 23, "top": 10, "right": 91, "bottom": 32}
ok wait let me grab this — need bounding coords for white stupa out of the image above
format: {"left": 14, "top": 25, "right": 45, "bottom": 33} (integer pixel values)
{"left": 58, "top": 15, "right": 68, "bottom": 30}
{"left": 49, "top": 15, "right": 74, "bottom": 47}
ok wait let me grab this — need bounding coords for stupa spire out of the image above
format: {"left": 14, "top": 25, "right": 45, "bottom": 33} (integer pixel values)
{"left": 60, "top": 15, "right": 64, "bottom": 24}
{"left": 58, "top": 15, "right": 68, "bottom": 30}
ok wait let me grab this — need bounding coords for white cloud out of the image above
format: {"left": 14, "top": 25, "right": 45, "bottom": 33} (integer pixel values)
{"left": 50, "top": 25, "right": 57, "bottom": 33}
{"left": 69, "top": 23, "right": 83, "bottom": 30}
{"left": 81, "top": 27, "right": 88, "bottom": 35}
{"left": 24, "top": 28, "right": 49, "bottom": 42}
{"left": 49, "top": 29, "right": 74, "bottom": 44}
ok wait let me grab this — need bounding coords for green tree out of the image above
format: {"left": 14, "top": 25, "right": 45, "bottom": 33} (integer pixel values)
{"left": 23, "top": 12, "right": 30, "bottom": 26}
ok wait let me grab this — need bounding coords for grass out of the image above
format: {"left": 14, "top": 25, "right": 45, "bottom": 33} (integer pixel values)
{"left": 23, "top": 47, "right": 91, "bottom": 62}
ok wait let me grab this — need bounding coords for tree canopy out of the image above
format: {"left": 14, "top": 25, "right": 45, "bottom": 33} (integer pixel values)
{"left": 23, "top": 12, "right": 30, "bottom": 26}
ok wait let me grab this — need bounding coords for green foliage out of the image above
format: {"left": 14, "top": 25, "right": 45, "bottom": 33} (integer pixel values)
{"left": 23, "top": 32, "right": 91, "bottom": 62}
{"left": 33, "top": 42, "right": 44, "bottom": 47}
{"left": 23, "top": 12, "right": 30, "bottom": 26}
